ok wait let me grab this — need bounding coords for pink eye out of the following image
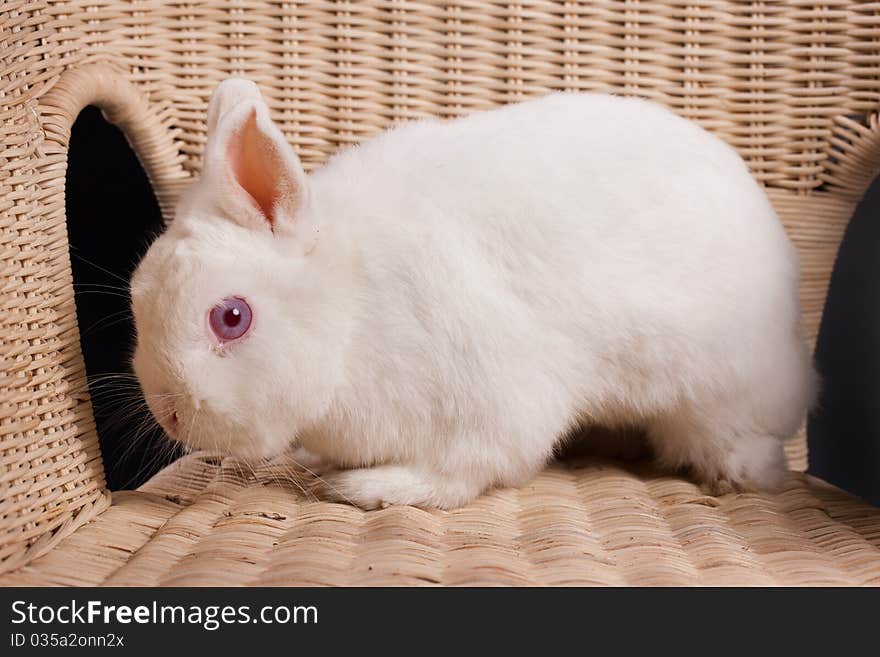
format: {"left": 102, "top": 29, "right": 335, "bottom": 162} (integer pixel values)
{"left": 209, "top": 297, "right": 252, "bottom": 343}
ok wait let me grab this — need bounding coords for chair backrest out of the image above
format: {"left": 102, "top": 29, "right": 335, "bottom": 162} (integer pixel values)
{"left": 3, "top": 1, "right": 880, "bottom": 574}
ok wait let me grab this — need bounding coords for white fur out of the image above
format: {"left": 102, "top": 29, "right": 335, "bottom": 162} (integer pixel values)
{"left": 130, "top": 80, "right": 817, "bottom": 509}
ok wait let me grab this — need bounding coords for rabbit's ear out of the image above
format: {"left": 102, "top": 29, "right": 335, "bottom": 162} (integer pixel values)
{"left": 203, "top": 79, "right": 312, "bottom": 244}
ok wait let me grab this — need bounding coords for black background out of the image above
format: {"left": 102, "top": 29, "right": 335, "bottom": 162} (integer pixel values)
{"left": 66, "top": 106, "right": 880, "bottom": 504}
{"left": 810, "top": 177, "right": 880, "bottom": 505}
{"left": 66, "top": 107, "right": 176, "bottom": 490}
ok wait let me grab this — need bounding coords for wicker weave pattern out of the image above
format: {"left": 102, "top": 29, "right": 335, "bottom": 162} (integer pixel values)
{"left": 2, "top": 452, "right": 879, "bottom": 586}
{"left": 3, "top": 1, "right": 880, "bottom": 575}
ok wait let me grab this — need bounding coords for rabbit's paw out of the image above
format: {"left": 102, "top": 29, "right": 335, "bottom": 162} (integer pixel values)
{"left": 316, "top": 464, "right": 479, "bottom": 510}
{"left": 289, "top": 446, "right": 331, "bottom": 475}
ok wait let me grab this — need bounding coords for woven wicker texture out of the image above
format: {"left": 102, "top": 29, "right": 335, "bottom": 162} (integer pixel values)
{"left": 2, "top": 451, "right": 880, "bottom": 586}
{"left": 3, "top": 1, "right": 880, "bottom": 580}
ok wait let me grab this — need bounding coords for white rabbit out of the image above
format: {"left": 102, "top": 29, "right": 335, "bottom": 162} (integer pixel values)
{"left": 130, "top": 79, "right": 817, "bottom": 509}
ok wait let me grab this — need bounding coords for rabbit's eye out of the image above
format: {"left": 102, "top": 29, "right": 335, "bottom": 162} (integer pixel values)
{"left": 209, "top": 297, "right": 252, "bottom": 343}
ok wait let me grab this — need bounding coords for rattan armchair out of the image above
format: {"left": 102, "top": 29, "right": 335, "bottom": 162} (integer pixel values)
{"left": 2, "top": 1, "right": 880, "bottom": 586}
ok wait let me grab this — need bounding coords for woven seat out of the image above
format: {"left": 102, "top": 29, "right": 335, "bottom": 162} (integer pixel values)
{"left": 3, "top": 2, "right": 880, "bottom": 586}
{"left": 3, "top": 452, "right": 880, "bottom": 586}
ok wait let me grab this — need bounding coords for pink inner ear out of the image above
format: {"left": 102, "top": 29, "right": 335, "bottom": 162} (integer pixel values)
{"left": 228, "top": 109, "right": 290, "bottom": 228}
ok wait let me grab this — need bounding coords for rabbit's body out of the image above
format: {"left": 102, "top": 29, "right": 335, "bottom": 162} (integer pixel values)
{"left": 131, "top": 83, "right": 815, "bottom": 509}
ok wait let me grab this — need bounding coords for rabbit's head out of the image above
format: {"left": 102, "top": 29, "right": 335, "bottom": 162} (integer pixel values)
{"left": 131, "top": 79, "right": 353, "bottom": 459}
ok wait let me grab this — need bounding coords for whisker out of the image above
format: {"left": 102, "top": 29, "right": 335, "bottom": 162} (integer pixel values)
{"left": 72, "top": 290, "right": 134, "bottom": 302}
{"left": 73, "top": 282, "right": 132, "bottom": 293}
{"left": 81, "top": 311, "right": 135, "bottom": 337}
{"left": 69, "top": 248, "right": 133, "bottom": 287}
{"left": 291, "top": 458, "right": 354, "bottom": 505}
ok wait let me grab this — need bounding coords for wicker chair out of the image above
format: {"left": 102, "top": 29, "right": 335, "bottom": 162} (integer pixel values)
{"left": 3, "top": 1, "right": 880, "bottom": 586}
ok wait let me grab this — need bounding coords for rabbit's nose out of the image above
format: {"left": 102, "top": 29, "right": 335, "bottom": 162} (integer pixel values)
{"left": 161, "top": 399, "right": 180, "bottom": 438}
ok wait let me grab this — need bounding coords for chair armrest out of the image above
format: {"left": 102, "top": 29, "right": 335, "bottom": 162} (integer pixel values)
{"left": 0, "top": 62, "right": 188, "bottom": 575}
